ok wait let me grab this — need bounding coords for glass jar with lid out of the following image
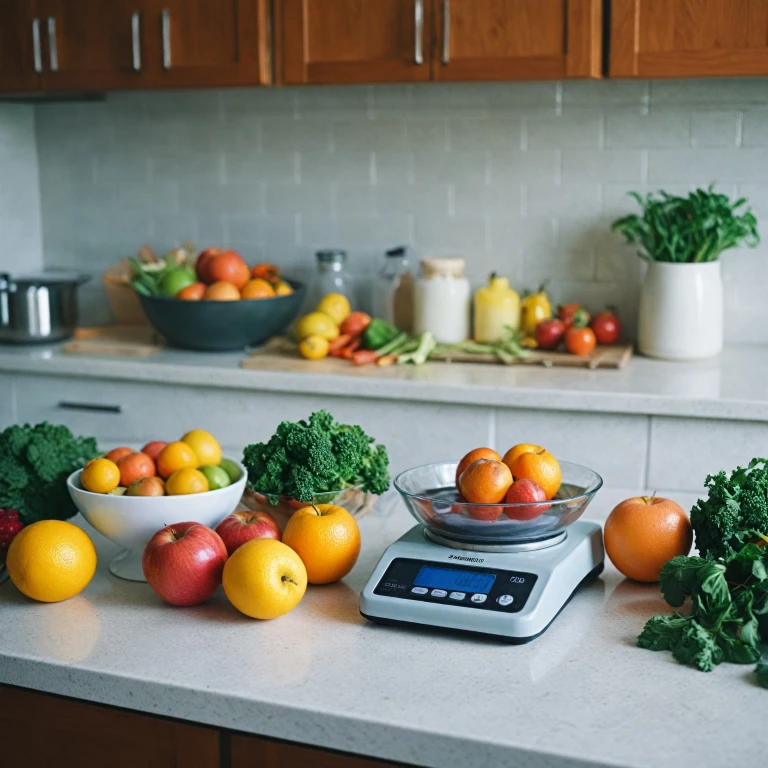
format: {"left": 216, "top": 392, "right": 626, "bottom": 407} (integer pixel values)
{"left": 413, "top": 258, "right": 471, "bottom": 344}
{"left": 309, "top": 249, "right": 355, "bottom": 309}
{"left": 372, "top": 246, "right": 413, "bottom": 331}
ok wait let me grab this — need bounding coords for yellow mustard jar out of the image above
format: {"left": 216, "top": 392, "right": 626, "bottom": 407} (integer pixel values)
{"left": 473, "top": 273, "right": 521, "bottom": 342}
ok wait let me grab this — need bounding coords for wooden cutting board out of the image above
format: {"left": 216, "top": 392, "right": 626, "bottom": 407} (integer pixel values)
{"left": 242, "top": 337, "right": 633, "bottom": 370}
{"left": 62, "top": 325, "right": 164, "bottom": 357}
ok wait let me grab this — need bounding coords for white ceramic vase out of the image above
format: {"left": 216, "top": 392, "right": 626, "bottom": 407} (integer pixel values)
{"left": 637, "top": 261, "right": 723, "bottom": 360}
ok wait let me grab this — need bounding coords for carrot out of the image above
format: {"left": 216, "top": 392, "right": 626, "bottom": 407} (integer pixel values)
{"left": 352, "top": 349, "right": 378, "bottom": 366}
{"left": 376, "top": 354, "right": 398, "bottom": 367}
{"left": 328, "top": 334, "right": 353, "bottom": 352}
{"left": 340, "top": 339, "right": 362, "bottom": 359}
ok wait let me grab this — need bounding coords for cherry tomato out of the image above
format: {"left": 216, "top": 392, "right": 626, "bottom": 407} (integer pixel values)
{"left": 558, "top": 303, "right": 590, "bottom": 328}
{"left": 565, "top": 326, "right": 597, "bottom": 356}
{"left": 591, "top": 310, "right": 622, "bottom": 345}
{"left": 535, "top": 318, "right": 566, "bottom": 350}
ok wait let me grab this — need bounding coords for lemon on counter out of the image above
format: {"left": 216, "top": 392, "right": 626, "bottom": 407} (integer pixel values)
{"left": 295, "top": 312, "right": 340, "bottom": 341}
{"left": 7, "top": 520, "right": 97, "bottom": 603}
{"left": 299, "top": 334, "right": 330, "bottom": 360}
{"left": 316, "top": 293, "right": 351, "bottom": 325}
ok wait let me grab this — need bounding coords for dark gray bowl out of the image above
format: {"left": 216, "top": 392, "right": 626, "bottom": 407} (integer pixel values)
{"left": 138, "top": 280, "right": 305, "bottom": 351}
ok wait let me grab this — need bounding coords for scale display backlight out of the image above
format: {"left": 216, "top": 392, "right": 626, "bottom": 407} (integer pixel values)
{"left": 414, "top": 565, "right": 496, "bottom": 594}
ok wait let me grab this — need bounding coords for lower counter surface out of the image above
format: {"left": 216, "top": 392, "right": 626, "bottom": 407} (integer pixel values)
{"left": 0, "top": 491, "right": 763, "bottom": 768}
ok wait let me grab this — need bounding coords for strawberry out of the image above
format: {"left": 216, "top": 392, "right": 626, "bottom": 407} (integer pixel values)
{"left": 0, "top": 509, "right": 24, "bottom": 550}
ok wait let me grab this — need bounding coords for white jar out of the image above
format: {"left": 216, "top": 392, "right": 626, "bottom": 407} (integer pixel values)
{"left": 638, "top": 260, "right": 723, "bottom": 360}
{"left": 413, "top": 258, "right": 471, "bottom": 344}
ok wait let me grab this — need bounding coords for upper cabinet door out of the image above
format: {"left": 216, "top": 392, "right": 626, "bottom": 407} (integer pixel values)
{"left": 277, "top": 0, "right": 433, "bottom": 84}
{"left": 611, "top": 0, "right": 768, "bottom": 77}
{"left": 36, "top": 0, "right": 151, "bottom": 90}
{"left": 433, "top": 0, "right": 602, "bottom": 81}
{"left": 145, "top": 0, "right": 270, "bottom": 87}
{"left": 0, "top": 0, "right": 43, "bottom": 93}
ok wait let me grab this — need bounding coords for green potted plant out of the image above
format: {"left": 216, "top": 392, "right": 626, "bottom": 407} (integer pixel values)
{"left": 612, "top": 186, "right": 759, "bottom": 360}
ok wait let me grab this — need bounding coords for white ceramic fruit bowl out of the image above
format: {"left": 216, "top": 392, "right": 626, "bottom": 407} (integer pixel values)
{"left": 67, "top": 458, "right": 247, "bottom": 582}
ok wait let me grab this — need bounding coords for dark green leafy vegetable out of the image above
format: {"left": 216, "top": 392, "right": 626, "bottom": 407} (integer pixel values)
{"left": 242, "top": 410, "right": 390, "bottom": 503}
{"left": 638, "top": 543, "right": 767, "bottom": 677}
{"left": 757, "top": 660, "right": 768, "bottom": 689}
{"left": 611, "top": 186, "right": 759, "bottom": 263}
{"left": 0, "top": 423, "right": 100, "bottom": 525}
{"left": 362, "top": 318, "right": 400, "bottom": 350}
{"left": 690, "top": 458, "right": 768, "bottom": 560}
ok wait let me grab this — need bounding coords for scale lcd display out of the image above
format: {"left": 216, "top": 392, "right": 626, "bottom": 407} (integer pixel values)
{"left": 414, "top": 565, "right": 496, "bottom": 594}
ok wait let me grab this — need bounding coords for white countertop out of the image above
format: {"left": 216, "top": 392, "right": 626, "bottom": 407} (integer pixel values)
{"left": 0, "top": 343, "right": 768, "bottom": 422}
{"left": 1, "top": 490, "right": 764, "bottom": 768}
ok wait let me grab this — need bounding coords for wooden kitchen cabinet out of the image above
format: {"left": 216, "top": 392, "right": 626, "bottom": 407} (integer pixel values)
{"left": 35, "top": 0, "right": 151, "bottom": 91}
{"left": 611, "top": 0, "right": 768, "bottom": 77}
{"left": 433, "top": 0, "right": 602, "bottom": 80}
{"left": 0, "top": 0, "right": 42, "bottom": 92}
{"left": 144, "top": 0, "right": 271, "bottom": 87}
{"left": 277, "top": 0, "right": 433, "bottom": 84}
{"left": 0, "top": 685, "right": 221, "bottom": 768}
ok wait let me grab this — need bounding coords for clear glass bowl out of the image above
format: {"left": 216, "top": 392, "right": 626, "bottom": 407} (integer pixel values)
{"left": 395, "top": 461, "right": 603, "bottom": 546}
{"left": 241, "top": 485, "right": 376, "bottom": 531}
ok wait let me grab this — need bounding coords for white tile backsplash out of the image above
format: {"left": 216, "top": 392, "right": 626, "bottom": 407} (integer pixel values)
{"left": 26, "top": 79, "right": 768, "bottom": 341}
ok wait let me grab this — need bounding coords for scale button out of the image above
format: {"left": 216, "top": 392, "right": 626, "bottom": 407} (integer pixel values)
{"left": 497, "top": 594, "right": 514, "bottom": 607}
{"left": 449, "top": 591, "right": 466, "bottom": 601}
{"left": 470, "top": 594, "right": 487, "bottom": 604}
{"left": 431, "top": 589, "right": 448, "bottom": 598}
{"left": 411, "top": 587, "right": 428, "bottom": 595}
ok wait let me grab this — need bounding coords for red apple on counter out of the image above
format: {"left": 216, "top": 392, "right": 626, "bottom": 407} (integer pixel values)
{"left": 142, "top": 522, "right": 228, "bottom": 606}
{"left": 504, "top": 479, "right": 551, "bottom": 520}
{"left": 215, "top": 510, "right": 281, "bottom": 556}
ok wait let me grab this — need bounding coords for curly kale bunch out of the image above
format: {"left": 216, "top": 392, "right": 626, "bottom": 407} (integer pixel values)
{"left": 0, "top": 422, "right": 100, "bottom": 524}
{"left": 243, "top": 410, "right": 390, "bottom": 503}
{"left": 690, "top": 458, "right": 768, "bottom": 560}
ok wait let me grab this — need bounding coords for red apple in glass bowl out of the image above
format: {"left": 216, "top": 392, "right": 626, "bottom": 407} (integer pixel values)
{"left": 215, "top": 510, "right": 281, "bottom": 556}
{"left": 142, "top": 522, "right": 228, "bottom": 606}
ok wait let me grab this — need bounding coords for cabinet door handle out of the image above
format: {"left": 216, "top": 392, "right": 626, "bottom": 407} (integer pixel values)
{"left": 161, "top": 9, "right": 171, "bottom": 70}
{"left": 131, "top": 12, "right": 141, "bottom": 71}
{"left": 441, "top": 0, "right": 451, "bottom": 65}
{"left": 31, "top": 18, "right": 42, "bottom": 73}
{"left": 47, "top": 17, "right": 58, "bottom": 72}
{"left": 414, "top": 0, "right": 424, "bottom": 65}
{"left": 57, "top": 401, "right": 123, "bottom": 414}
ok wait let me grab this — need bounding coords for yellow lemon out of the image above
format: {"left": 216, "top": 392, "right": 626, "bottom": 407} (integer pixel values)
{"left": 181, "top": 429, "right": 222, "bottom": 465}
{"left": 165, "top": 467, "right": 210, "bottom": 495}
{"left": 294, "top": 312, "right": 340, "bottom": 341}
{"left": 274, "top": 281, "right": 293, "bottom": 296}
{"left": 81, "top": 458, "right": 120, "bottom": 494}
{"left": 316, "top": 292, "right": 351, "bottom": 325}
{"left": 7, "top": 521, "right": 97, "bottom": 603}
{"left": 298, "top": 334, "right": 330, "bottom": 360}
{"left": 223, "top": 538, "right": 307, "bottom": 620}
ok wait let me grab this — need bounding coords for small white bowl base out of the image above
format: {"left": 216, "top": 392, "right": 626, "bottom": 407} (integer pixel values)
{"left": 109, "top": 550, "right": 146, "bottom": 582}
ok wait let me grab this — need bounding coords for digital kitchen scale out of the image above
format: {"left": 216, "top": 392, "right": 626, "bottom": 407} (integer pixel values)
{"left": 360, "top": 520, "right": 605, "bottom": 643}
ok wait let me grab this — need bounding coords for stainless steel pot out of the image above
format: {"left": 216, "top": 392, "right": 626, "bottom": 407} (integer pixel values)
{"left": 0, "top": 272, "right": 89, "bottom": 344}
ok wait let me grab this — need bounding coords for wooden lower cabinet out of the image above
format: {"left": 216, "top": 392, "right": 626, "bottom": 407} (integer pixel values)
{"left": 0, "top": 685, "right": 408, "bottom": 768}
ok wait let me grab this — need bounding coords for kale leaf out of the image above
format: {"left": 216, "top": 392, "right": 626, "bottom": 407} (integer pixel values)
{"left": 757, "top": 660, "right": 768, "bottom": 689}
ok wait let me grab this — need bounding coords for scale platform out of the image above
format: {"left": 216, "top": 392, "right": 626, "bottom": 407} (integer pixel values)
{"left": 360, "top": 520, "right": 604, "bottom": 643}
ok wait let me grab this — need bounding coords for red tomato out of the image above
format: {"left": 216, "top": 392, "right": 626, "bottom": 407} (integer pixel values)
{"left": 565, "top": 326, "right": 597, "bottom": 356}
{"left": 340, "top": 311, "right": 371, "bottom": 337}
{"left": 535, "top": 319, "right": 566, "bottom": 350}
{"left": 591, "top": 310, "right": 622, "bottom": 345}
{"left": 558, "top": 303, "right": 590, "bottom": 328}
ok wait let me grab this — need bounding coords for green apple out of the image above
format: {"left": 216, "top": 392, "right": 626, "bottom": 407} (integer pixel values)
{"left": 218, "top": 458, "right": 241, "bottom": 483}
{"left": 200, "top": 464, "right": 231, "bottom": 490}
{"left": 159, "top": 266, "right": 197, "bottom": 297}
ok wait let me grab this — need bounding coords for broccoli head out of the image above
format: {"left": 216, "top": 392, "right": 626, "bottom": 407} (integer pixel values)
{"left": 690, "top": 459, "right": 768, "bottom": 560}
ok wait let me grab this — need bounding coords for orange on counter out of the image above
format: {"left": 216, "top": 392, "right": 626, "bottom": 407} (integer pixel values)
{"left": 508, "top": 448, "right": 562, "bottom": 500}
{"left": 282, "top": 504, "right": 361, "bottom": 584}
{"left": 458, "top": 459, "right": 513, "bottom": 504}
{"left": 81, "top": 458, "right": 121, "bottom": 494}
{"left": 156, "top": 441, "right": 199, "bottom": 479}
{"left": 502, "top": 443, "right": 545, "bottom": 471}
{"left": 455, "top": 447, "right": 502, "bottom": 486}
{"left": 204, "top": 281, "right": 240, "bottom": 301}
{"left": 604, "top": 495, "right": 693, "bottom": 583}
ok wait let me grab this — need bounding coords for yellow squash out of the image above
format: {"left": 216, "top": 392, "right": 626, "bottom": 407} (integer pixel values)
{"left": 521, "top": 285, "right": 552, "bottom": 336}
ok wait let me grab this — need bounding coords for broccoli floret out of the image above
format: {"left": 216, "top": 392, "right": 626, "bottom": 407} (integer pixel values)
{"left": 690, "top": 459, "right": 768, "bottom": 560}
{"left": 243, "top": 411, "right": 390, "bottom": 502}
{"left": 0, "top": 422, "right": 99, "bottom": 525}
